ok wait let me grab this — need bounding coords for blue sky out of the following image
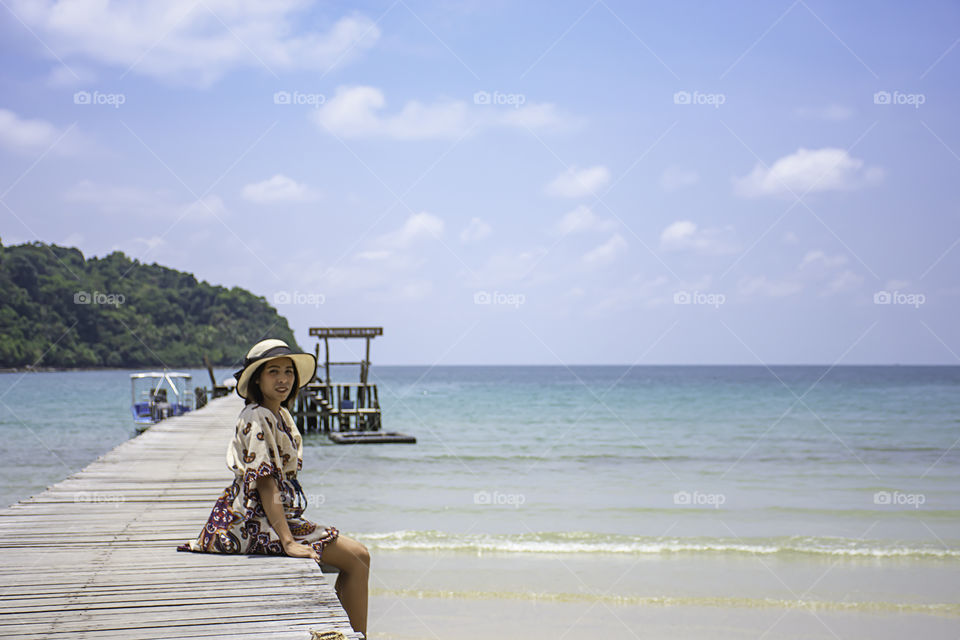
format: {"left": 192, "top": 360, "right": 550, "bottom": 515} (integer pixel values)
{"left": 1, "top": 0, "right": 958, "bottom": 365}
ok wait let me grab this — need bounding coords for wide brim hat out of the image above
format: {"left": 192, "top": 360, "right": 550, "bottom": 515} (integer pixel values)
{"left": 234, "top": 339, "right": 316, "bottom": 400}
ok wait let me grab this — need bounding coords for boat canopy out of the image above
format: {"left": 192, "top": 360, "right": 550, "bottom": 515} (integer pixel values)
{"left": 130, "top": 371, "right": 193, "bottom": 404}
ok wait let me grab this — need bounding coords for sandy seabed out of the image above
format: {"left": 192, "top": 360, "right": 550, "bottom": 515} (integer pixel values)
{"left": 360, "top": 549, "right": 960, "bottom": 639}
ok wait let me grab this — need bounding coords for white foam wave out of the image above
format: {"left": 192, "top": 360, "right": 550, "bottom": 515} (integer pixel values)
{"left": 357, "top": 530, "right": 960, "bottom": 559}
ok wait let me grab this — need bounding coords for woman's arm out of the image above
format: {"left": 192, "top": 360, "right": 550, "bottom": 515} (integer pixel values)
{"left": 255, "top": 476, "right": 319, "bottom": 560}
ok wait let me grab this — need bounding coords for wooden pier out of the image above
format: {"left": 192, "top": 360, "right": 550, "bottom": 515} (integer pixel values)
{"left": 0, "top": 395, "right": 361, "bottom": 639}
{"left": 292, "top": 327, "right": 415, "bottom": 444}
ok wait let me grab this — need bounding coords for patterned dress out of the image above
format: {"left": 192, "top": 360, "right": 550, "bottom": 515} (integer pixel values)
{"left": 177, "top": 403, "right": 339, "bottom": 556}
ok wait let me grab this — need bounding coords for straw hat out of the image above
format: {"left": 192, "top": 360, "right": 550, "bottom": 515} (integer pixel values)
{"left": 234, "top": 339, "right": 316, "bottom": 399}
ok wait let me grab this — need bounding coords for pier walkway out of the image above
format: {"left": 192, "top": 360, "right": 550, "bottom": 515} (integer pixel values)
{"left": 0, "top": 395, "right": 360, "bottom": 639}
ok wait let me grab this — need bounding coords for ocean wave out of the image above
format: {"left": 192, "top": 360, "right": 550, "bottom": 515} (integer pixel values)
{"left": 368, "top": 587, "right": 960, "bottom": 615}
{"left": 356, "top": 530, "right": 960, "bottom": 559}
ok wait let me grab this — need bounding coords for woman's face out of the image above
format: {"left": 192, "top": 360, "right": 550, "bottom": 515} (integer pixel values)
{"left": 256, "top": 357, "right": 295, "bottom": 405}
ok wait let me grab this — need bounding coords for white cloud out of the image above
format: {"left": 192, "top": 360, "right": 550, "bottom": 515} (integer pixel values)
{"left": 737, "top": 248, "right": 864, "bottom": 298}
{"left": 313, "top": 86, "right": 571, "bottom": 140}
{"left": 794, "top": 105, "right": 854, "bottom": 121}
{"left": 545, "top": 165, "right": 610, "bottom": 198}
{"left": 315, "top": 86, "right": 469, "bottom": 139}
{"left": 330, "top": 212, "right": 446, "bottom": 297}
{"left": 660, "top": 220, "right": 697, "bottom": 245}
{"left": 11, "top": 2, "right": 380, "bottom": 86}
{"left": 314, "top": 86, "right": 386, "bottom": 136}
{"left": 735, "top": 147, "right": 882, "bottom": 198}
{"left": 660, "top": 220, "right": 738, "bottom": 255}
{"left": 583, "top": 233, "right": 627, "bottom": 266}
{"left": 241, "top": 174, "right": 319, "bottom": 204}
{"left": 799, "top": 250, "right": 847, "bottom": 270}
{"left": 180, "top": 195, "right": 227, "bottom": 219}
{"left": 131, "top": 235, "right": 165, "bottom": 252}
{"left": 460, "top": 217, "right": 492, "bottom": 243}
{"left": 554, "top": 205, "right": 616, "bottom": 235}
{"left": 795, "top": 250, "right": 862, "bottom": 295}
{"left": 375, "top": 212, "right": 444, "bottom": 249}
{"left": 0, "top": 108, "right": 64, "bottom": 153}
{"left": 660, "top": 166, "right": 699, "bottom": 192}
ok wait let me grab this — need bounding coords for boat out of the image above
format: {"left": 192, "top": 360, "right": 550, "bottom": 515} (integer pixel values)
{"left": 327, "top": 431, "right": 417, "bottom": 444}
{"left": 131, "top": 371, "right": 194, "bottom": 432}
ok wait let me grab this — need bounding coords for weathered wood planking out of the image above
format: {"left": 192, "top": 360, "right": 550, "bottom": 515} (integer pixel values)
{"left": 0, "top": 395, "right": 361, "bottom": 640}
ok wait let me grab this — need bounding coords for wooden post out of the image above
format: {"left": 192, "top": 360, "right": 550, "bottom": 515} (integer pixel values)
{"left": 202, "top": 355, "right": 217, "bottom": 389}
{"left": 324, "top": 337, "right": 331, "bottom": 383}
{"left": 294, "top": 389, "right": 304, "bottom": 430}
{"left": 363, "top": 336, "right": 371, "bottom": 385}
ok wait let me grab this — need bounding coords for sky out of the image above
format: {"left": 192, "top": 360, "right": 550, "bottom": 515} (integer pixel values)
{"left": 1, "top": 0, "right": 958, "bottom": 365}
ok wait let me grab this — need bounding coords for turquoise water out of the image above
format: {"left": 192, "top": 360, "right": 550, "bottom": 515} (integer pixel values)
{"left": 2, "top": 366, "right": 959, "bottom": 561}
{"left": 0, "top": 367, "right": 234, "bottom": 507}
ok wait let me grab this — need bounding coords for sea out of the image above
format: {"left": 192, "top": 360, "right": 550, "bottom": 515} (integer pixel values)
{"left": 1, "top": 366, "right": 958, "bottom": 639}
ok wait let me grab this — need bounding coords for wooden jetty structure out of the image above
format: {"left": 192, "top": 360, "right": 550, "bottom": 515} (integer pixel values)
{"left": 0, "top": 395, "right": 361, "bottom": 640}
{"left": 291, "top": 327, "right": 415, "bottom": 444}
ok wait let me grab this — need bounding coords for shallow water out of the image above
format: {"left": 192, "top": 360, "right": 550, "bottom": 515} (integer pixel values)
{"left": 2, "top": 365, "right": 958, "bottom": 635}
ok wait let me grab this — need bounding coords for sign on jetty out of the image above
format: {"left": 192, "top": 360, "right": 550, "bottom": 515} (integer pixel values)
{"left": 0, "top": 395, "right": 361, "bottom": 639}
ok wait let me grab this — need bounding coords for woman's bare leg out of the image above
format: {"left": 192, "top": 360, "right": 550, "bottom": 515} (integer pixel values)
{"left": 320, "top": 535, "right": 370, "bottom": 635}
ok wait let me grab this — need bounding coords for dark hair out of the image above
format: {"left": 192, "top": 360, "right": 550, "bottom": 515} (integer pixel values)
{"left": 244, "top": 359, "right": 300, "bottom": 408}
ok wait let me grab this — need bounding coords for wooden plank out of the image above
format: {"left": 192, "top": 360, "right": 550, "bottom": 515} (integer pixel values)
{"left": 0, "top": 396, "right": 362, "bottom": 640}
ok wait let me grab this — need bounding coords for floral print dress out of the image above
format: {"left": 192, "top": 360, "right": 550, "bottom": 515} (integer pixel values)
{"left": 177, "top": 403, "right": 338, "bottom": 556}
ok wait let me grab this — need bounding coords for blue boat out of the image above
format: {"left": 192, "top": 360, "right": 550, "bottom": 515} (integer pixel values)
{"left": 131, "top": 372, "right": 194, "bottom": 431}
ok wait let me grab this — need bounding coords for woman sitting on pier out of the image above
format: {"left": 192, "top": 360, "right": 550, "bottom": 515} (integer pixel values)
{"left": 178, "top": 339, "right": 370, "bottom": 636}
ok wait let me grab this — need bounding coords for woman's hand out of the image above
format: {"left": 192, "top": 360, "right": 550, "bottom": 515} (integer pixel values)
{"left": 257, "top": 477, "right": 316, "bottom": 560}
{"left": 283, "top": 539, "right": 320, "bottom": 561}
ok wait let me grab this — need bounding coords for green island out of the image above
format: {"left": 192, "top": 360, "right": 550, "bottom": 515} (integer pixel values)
{"left": 0, "top": 240, "right": 300, "bottom": 368}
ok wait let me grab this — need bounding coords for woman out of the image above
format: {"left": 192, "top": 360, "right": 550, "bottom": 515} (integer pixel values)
{"left": 178, "top": 339, "right": 369, "bottom": 635}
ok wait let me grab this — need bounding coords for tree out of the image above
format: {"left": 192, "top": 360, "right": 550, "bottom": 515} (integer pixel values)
{"left": 0, "top": 241, "right": 301, "bottom": 368}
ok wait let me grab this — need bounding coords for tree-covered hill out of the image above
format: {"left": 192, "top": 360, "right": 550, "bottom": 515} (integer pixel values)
{"left": 0, "top": 240, "right": 301, "bottom": 368}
